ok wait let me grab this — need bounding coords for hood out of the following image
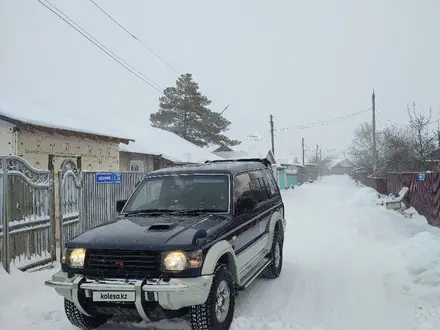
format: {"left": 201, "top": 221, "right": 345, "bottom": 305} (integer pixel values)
{"left": 67, "top": 213, "right": 232, "bottom": 251}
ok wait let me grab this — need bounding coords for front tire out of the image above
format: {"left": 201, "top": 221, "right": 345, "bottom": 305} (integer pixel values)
{"left": 262, "top": 230, "right": 283, "bottom": 278}
{"left": 189, "top": 264, "right": 236, "bottom": 330}
{"left": 64, "top": 299, "right": 109, "bottom": 330}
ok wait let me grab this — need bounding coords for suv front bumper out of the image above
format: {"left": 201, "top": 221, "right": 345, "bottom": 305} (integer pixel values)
{"left": 45, "top": 270, "right": 213, "bottom": 321}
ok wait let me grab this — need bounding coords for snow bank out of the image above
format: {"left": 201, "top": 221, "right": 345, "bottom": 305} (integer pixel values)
{"left": 399, "top": 231, "right": 440, "bottom": 288}
{"left": 350, "top": 179, "right": 440, "bottom": 290}
{"left": 345, "top": 186, "right": 379, "bottom": 207}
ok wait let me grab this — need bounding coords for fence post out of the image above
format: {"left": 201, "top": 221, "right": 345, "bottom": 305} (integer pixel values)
{"left": 48, "top": 170, "right": 56, "bottom": 263}
{"left": 79, "top": 171, "right": 85, "bottom": 233}
{"left": 1, "top": 157, "right": 10, "bottom": 273}
{"left": 58, "top": 170, "right": 64, "bottom": 259}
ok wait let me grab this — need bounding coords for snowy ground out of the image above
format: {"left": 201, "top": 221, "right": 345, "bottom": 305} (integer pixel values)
{"left": 2, "top": 175, "right": 440, "bottom": 330}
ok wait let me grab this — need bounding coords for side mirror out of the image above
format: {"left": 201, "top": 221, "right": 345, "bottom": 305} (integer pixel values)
{"left": 236, "top": 196, "right": 256, "bottom": 215}
{"left": 116, "top": 199, "right": 127, "bottom": 213}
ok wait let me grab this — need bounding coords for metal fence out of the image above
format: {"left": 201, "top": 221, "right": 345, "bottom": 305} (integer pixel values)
{"left": 0, "top": 155, "right": 149, "bottom": 273}
{"left": 352, "top": 171, "right": 440, "bottom": 227}
{"left": 59, "top": 169, "right": 146, "bottom": 251}
{"left": 0, "top": 156, "right": 54, "bottom": 273}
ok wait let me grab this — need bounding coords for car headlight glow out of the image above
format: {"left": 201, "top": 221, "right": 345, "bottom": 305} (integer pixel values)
{"left": 162, "top": 250, "right": 203, "bottom": 271}
{"left": 64, "top": 248, "right": 86, "bottom": 268}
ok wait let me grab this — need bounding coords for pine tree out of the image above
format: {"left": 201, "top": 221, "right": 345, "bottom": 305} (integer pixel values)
{"left": 150, "top": 73, "right": 241, "bottom": 147}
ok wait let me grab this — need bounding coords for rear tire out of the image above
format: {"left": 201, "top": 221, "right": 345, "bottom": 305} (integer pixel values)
{"left": 262, "top": 229, "right": 283, "bottom": 279}
{"left": 189, "top": 264, "right": 236, "bottom": 330}
{"left": 64, "top": 299, "right": 109, "bottom": 330}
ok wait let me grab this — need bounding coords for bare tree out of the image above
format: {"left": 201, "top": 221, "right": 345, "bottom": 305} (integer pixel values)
{"left": 407, "top": 102, "right": 436, "bottom": 169}
{"left": 308, "top": 155, "right": 332, "bottom": 175}
{"left": 381, "top": 124, "right": 418, "bottom": 171}
{"left": 349, "top": 122, "right": 383, "bottom": 172}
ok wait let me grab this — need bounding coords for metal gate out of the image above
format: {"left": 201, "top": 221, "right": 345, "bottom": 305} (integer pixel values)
{"left": 58, "top": 159, "right": 82, "bottom": 253}
{"left": 0, "top": 156, "right": 54, "bottom": 273}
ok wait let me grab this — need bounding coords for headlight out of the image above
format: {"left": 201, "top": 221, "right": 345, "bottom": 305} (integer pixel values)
{"left": 162, "top": 250, "right": 203, "bottom": 271}
{"left": 63, "top": 248, "right": 86, "bottom": 268}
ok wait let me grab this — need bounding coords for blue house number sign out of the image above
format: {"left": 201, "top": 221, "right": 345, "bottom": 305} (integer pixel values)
{"left": 418, "top": 173, "right": 425, "bottom": 181}
{"left": 95, "top": 173, "right": 122, "bottom": 184}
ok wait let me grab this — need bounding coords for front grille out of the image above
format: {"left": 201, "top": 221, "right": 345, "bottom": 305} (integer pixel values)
{"left": 84, "top": 249, "right": 161, "bottom": 278}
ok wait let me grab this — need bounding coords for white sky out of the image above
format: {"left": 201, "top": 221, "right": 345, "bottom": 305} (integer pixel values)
{"left": 1, "top": 0, "right": 440, "bottom": 161}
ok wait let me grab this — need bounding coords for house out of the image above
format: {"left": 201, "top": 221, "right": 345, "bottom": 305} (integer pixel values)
{"left": 212, "top": 145, "right": 250, "bottom": 159}
{"left": 330, "top": 158, "right": 354, "bottom": 175}
{"left": 119, "top": 126, "right": 222, "bottom": 172}
{"left": 0, "top": 97, "right": 135, "bottom": 244}
{"left": 212, "top": 146, "right": 276, "bottom": 164}
{"left": 0, "top": 98, "right": 134, "bottom": 171}
{"left": 279, "top": 162, "right": 306, "bottom": 186}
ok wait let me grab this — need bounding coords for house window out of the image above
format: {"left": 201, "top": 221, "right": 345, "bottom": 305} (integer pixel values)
{"left": 130, "top": 160, "right": 144, "bottom": 172}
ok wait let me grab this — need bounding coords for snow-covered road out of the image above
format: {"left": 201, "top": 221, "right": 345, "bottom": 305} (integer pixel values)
{"left": 2, "top": 175, "right": 440, "bottom": 330}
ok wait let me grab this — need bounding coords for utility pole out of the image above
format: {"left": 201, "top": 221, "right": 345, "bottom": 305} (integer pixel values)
{"left": 301, "top": 138, "right": 305, "bottom": 166}
{"left": 315, "top": 145, "right": 319, "bottom": 163}
{"left": 319, "top": 148, "right": 322, "bottom": 178}
{"left": 270, "top": 114, "right": 275, "bottom": 156}
{"left": 437, "top": 108, "right": 440, "bottom": 148}
{"left": 372, "top": 90, "right": 377, "bottom": 172}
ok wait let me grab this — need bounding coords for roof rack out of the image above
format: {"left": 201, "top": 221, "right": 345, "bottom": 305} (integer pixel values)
{"left": 205, "top": 158, "right": 272, "bottom": 167}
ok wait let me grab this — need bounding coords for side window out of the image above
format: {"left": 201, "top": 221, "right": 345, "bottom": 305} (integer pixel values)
{"left": 263, "top": 169, "right": 279, "bottom": 198}
{"left": 249, "top": 170, "right": 270, "bottom": 203}
{"left": 233, "top": 173, "right": 252, "bottom": 202}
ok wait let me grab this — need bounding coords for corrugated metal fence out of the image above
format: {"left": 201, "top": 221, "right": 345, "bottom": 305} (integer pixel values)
{"left": 352, "top": 171, "right": 440, "bottom": 227}
{"left": 1, "top": 155, "right": 149, "bottom": 273}
{"left": 59, "top": 170, "right": 146, "bottom": 255}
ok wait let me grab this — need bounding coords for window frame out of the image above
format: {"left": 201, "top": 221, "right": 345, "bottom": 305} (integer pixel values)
{"left": 130, "top": 160, "right": 144, "bottom": 172}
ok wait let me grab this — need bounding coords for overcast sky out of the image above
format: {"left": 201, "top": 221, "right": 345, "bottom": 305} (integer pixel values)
{"left": 1, "top": 0, "right": 440, "bottom": 161}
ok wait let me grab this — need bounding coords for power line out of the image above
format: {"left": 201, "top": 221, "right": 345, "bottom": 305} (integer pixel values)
{"left": 275, "top": 108, "right": 371, "bottom": 133}
{"left": 245, "top": 108, "right": 370, "bottom": 151}
{"left": 89, "top": 0, "right": 181, "bottom": 75}
{"left": 377, "top": 110, "right": 439, "bottom": 127}
{"left": 37, "top": 0, "right": 165, "bottom": 94}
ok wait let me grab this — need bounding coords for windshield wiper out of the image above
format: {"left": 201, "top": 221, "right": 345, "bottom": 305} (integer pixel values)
{"left": 125, "top": 209, "right": 176, "bottom": 216}
{"left": 171, "top": 209, "right": 224, "bottom": 214}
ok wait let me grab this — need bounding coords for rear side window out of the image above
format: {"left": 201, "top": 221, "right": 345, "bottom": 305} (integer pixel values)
{"left": 234, "top": 172, "right": 252, "bottom": 202}
{"left": 262, "top": 169, "right": 279, "bottom": 198}
{"left": 248, "top": 170, "right": 270, "bottom": 203}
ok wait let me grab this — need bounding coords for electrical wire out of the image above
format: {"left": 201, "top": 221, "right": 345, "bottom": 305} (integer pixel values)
{"left": 246, "top": 108, "right": 371, "bottom": 151}
{"left": 276, "top": 108, "right": 371, "bottom": 133}
{"left": 89, "top": 0, "right": 181, "bottom": 76}
{"left": 37, "top": 0, "right": 165, "bottom": 94}
{"left": 377, "top": 110, "right": 439, "bottom": 127}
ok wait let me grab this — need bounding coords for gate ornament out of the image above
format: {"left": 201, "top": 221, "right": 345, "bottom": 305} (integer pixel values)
{"left": 7, "top": 156, "right": 50, "bottom": 185}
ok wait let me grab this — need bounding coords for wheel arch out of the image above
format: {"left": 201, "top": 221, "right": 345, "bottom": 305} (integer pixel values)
{"left": 265, "top": 207, "right": 285, "bottom": 250}
{"left": 201, "top": 240, "right": 238, "bottom": 283}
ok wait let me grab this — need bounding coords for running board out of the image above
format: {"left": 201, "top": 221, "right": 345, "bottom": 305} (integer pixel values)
{"left": 238, "top": 257, "right": 272, "bottom": 290}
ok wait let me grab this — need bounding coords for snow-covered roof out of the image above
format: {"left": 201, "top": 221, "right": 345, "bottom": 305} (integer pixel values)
{"left": 330, "top": 158, "right": 354, "bottom": 168}
{"left": 119, "top": 126, "right": 222, "bottom": 164}
{"left": 0, "top": 97, "right": 134, "bottom": 142}
{"left": 214, "top": 150, "right": 276, "bottom": 164}
{"left": 0, "top": 97, "right": 134, "bottom": 143}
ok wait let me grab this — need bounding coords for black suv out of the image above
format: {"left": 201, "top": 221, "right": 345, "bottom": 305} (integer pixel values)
{"left": 45, "top": 158, "right": 287, "bottom": 330}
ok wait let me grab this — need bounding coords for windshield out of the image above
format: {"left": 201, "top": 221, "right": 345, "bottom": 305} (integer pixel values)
{"left": 123, "top": 174, "right": 229, "bottom": 213}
